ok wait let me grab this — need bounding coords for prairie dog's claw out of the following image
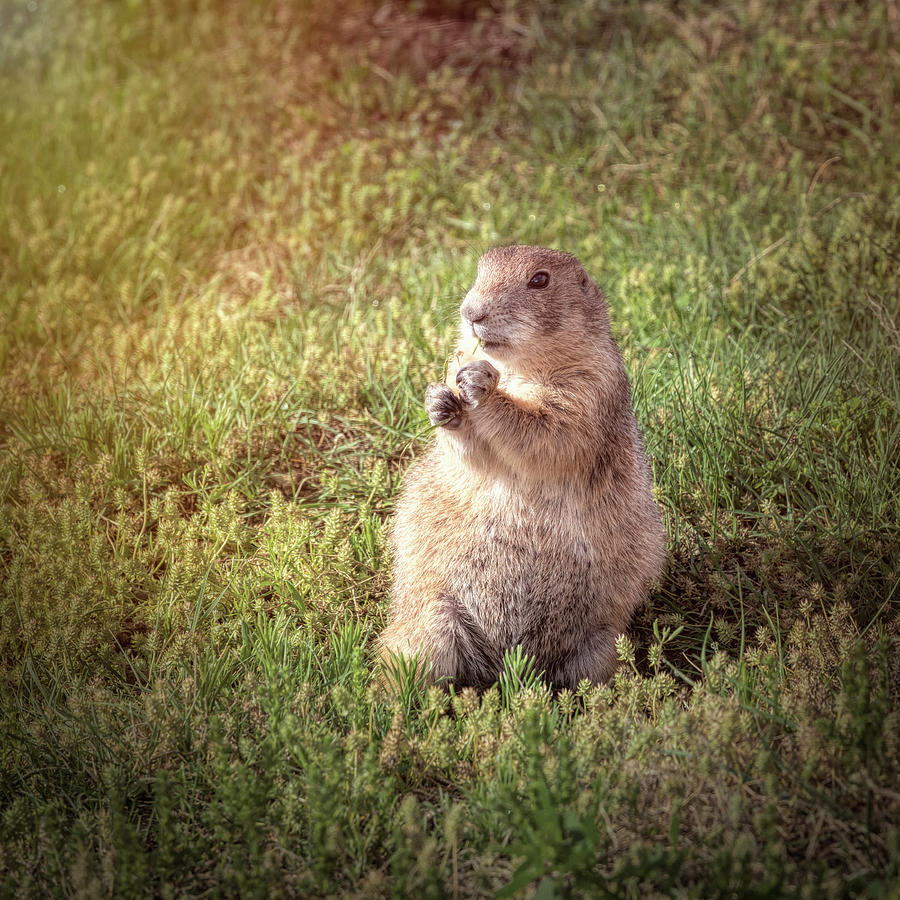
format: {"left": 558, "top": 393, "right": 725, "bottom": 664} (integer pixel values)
{"left": 426, "top": 384, "right": 464, "bottom": 428}
{"left": 456, "top": 360, "right": 499, "bottom": 407}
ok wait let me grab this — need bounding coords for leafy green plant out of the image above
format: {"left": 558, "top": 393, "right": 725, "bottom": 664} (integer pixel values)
{"left": 498, "top": 645, "right": 545, "bottom": 706}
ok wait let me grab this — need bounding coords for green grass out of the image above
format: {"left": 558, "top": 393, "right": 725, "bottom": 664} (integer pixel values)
{"left": 1, "top": 0, "right": 898, "bottom": 895}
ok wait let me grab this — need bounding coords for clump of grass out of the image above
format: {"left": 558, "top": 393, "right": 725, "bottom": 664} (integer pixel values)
{"left": 1, "top": 0, "right": 898, "bottom": 895}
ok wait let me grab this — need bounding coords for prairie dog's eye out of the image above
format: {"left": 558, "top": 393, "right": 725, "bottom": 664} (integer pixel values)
{"left": 527, "top": 271, "right": 550, "bottom": 289}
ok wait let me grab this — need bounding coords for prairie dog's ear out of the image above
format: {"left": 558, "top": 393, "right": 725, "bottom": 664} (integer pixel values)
{"left": 579, "top": 269, "right": 611, "bottom": 330}
{"left": 580, "top": 270, "right": 606, "bottom": 305}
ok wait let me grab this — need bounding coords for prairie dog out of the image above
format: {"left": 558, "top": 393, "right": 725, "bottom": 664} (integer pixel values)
{"left": 379, "top": 246, "right": 665, "bottom": 690}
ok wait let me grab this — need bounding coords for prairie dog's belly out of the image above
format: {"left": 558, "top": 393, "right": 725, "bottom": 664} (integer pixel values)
{"left": 440, "top": 478, "right": 602, "bottom": 646}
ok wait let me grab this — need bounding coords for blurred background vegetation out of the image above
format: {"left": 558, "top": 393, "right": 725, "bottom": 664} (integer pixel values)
{"left": 1, "top": 0, "right": 898, "bottom": 895}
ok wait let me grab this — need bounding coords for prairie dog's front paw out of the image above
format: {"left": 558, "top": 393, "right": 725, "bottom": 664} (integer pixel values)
{"left": 426, "top": 384, "right": 464, "bottom": 429}
{"left": 456, "top": 360, "right": 499, "bottom": 407}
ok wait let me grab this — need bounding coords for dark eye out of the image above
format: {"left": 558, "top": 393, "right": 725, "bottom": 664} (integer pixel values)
{"left": 527, "top": 271, "right": 550, "bottom": 289}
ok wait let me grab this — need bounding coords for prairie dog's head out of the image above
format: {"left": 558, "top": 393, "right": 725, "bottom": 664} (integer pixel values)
{"left": 459, "top": 245, "right": 610, "bottom": 367}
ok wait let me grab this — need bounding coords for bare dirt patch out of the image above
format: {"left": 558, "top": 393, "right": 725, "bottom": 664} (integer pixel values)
{"left": 337, "top": 2, "right": 532, "bottom": 78}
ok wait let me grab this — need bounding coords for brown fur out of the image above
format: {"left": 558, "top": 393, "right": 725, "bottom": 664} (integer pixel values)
{"left": 379, "top": 246, "right": 666, "bottom": 690}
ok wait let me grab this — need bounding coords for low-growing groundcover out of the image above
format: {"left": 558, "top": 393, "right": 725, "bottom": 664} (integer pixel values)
{"left": 1, "top": 0, "right": 898, "bottom": 895}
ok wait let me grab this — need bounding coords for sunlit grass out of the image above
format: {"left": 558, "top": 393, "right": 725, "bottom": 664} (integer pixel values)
{"left": 1, "top": 0, "right": 898, "bottom": 895}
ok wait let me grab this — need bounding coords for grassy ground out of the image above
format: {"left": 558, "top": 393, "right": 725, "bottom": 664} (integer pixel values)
{"left": 1, "top": 0, "right": 898, "bottom": 895}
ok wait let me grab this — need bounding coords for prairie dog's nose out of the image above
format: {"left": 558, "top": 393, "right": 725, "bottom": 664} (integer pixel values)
{"left": 460, "top": 292, "right": 487, "bottom": 324}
